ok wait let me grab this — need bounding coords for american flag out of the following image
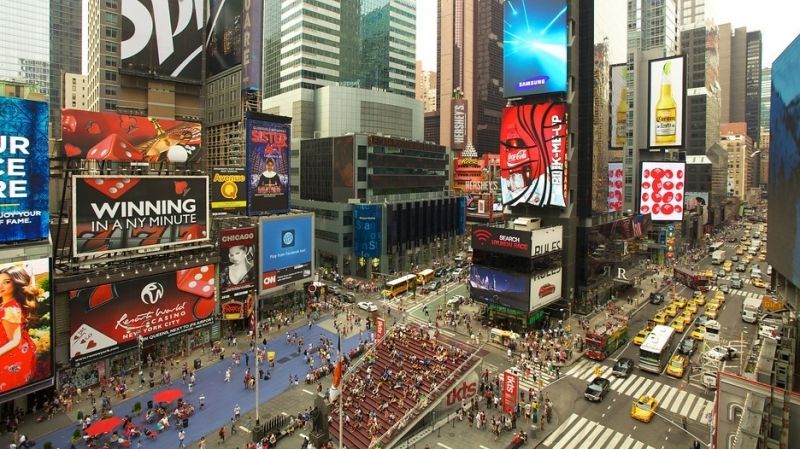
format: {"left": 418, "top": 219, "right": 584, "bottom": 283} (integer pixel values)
{"left": 632, "top": 215, "right": 644, "bottom": 237}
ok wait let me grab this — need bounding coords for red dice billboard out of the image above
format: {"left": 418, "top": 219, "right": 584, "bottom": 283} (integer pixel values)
{"left": 68, "top": 265, "right": 216, "bottom": 365}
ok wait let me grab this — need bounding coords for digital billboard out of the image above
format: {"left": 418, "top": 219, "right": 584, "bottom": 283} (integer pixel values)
{"left": 259, "top": 214, "right": 313, "bottom": 293}
{"left": 206, "top": 0, "right": 243, "bottom": 77}
{"left": 471, "top": 226, "right": 532, "bottom": 258}
{"left": 246, "top": 113, "right": 291, "bottom": 215}
{"left": 68, "top": 265, "right": 216, "bottom": 365}
{"left": 332, "top": 136, "right": 354, "bottom": 202}
{"left": 451, "top": 99, "right": 467, "bottom": 150}
{"left": 639, "top": 162, "right": 685, "bottom": 221}
{"left": 768, "top": 36, "right": 800, "bottom": 286}
{"left": 530, "top": 267, "right": 562, "bottom": 309}
{"left": 503, "top": 0, "right": 568, "bottom": 97}
{"left": 241, "top": 0, "right": 263, "bottom": 91}
{"left": 71, "top": 176, "right": 209, "bottom": 257}
{"left": 499, "top": 102, "right": 568, "bottom": 207}
{"left": 0, "top": 97, "right": 50, "bottom": 243}
{"left": 648, "top": 55, "right": 686, "bottom": 148}
{"left": 0, "top": 258, "right": 52, "bottom": 400}
{"left": 211, "top": 167, "right": 247, "bottom": 212}
{"left": 685, "top": 192, "right": 708, "bottom": 211}
{"left": 608, "top": 162, "right": 624, "bottom": 212}
{"left": 354, "top": 204, "right": 382, "bottom": 258}
{"left": 120, "top": 0, "right": 204, "bottom": 82}
{"left": 610, "top": 64, "right": 627, "bottom": 149}
{"left": 61, "top": 110, "right": 203, "bottom": 163}
{"left": 220, "top": 228, "right": 257, "bottom": 319}
{"left": 530, "top": 225, "right": 563, "bottom": 257}
{"left": 469, "top": 265, "right": 530, "bottom": 312}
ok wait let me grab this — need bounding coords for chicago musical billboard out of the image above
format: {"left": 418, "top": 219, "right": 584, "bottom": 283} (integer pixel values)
{"left": 61, "top": 110, "right": 203, "bottom": 163}
{"left": 648, "top": 55, "right": 686, "bottom": 148}
{"left": 259, "top": 214, "right": 313, "bottom": 294}
{"left": 499, "top": 102, "right": 568, "bottom": 208}
{"left": 0, "top": 97, "right": 50, "bottom": 243}
{"left": 219, "top": 228, "right": 257, "bottom": 319}
{"left": 71, "top": 176, "right": 209, "bottom": 257}
{"left": 246, "top": 113, "right": 291, "bottom": 215}
{"left": 0, "top": 258, "right": 53, "bottom": 400}
{"left": 354, "top": 204, "right": 382, "bottom": 258}
{"left": 211, "top": 167, "right": 247, "bottom": 212}
{"left": 639, "top": 162, "right": 686, "bottom": 221}
{"left": 503, "top": 0, "right": 568, "bottom": 97}
{"left": 608, "top": 162, "right": 624, "bottom": 212}
{"left": 610, "top": 64, "right": 628, "bottom": 149}
{"left": 68, "top": 265, "right": 216, "bottom": 365}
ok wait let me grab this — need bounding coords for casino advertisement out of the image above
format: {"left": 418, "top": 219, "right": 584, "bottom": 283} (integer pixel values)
{"left": 68, "top": 265, "right": 216, "bottom": 365}
{"left": 246, "top": 113, "right": 291, "bottom": 215}
{"left": 0, "top": 97, "right": 50, "bottom": 243}
{"left": 219, "top": 228, "right": 257, "bottom": 320}
{"left": 71, "top": 176, "right": 209, "bottom": 257}
{"left": 499, "top": 102, "right": 568, "bottom": 208}
{"left": 61, "top": 109, "right": 203, "bottom": 163}
{"left": 639, "top": 162, "right": 685, "bottom": 221}
{"left": 0, "top": 258, "right": 53, "bottom": 399}
{"left": 211, "top": 167, "right": 247, "bottom": 212}
{"left": 259, "top": 214, "right": 314, "bottom": 294}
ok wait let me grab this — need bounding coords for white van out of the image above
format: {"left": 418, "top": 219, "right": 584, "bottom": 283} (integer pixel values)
{"left": 751, "top": 267, "right": 762, "bottom": 279}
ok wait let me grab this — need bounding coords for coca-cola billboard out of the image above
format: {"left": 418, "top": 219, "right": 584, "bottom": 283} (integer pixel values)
{"left": 499, "top": 102, "right": 568, "bottom": 208}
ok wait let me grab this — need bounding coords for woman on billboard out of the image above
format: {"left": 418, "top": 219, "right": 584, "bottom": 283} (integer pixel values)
{"left": 0, "top": 265, "right": 42, "bottom": 393}
{"left": 256, "top": 157, "right": 284, "bottom": 194}
{"left": 221, "top": 245, "right": 255, "bottom": 289}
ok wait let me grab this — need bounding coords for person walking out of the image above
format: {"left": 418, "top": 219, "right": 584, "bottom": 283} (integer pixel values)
{"left": 178, "top": 429, "right": 186, "bottom": 448}
{"left": 198, "top": 436, "right": 206, "bottom": 449}
{"left": 234, "top": 404, "right": 241, "bottom": 420}
{"left": 218, "top": 427, "right": 225, "bottom": 444}
{"left": 225, "top": 367, "right": 231, "bottom": 383}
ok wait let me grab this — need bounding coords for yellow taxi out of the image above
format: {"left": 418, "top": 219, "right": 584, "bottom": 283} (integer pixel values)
{"left": 685, "top": 301, "right": 698, "bottom": 314}
{"left": 713, "top": 291, "right": 726, "bottom": 304}
{"left": 664, "top": 304, "right": 679, "bottom": 318}
{"left": 736, "top": 247, "right": 745, "bottom": 255}
{"left": 672, "top": 297, "right": 687, "bottom": 309}
{"left": 759, "top": 254, "right": 767, "bottom": 262}
{"left": 631, "top": 395, "right": 659, "bottom": 423}
{"left": 704, "top": 305, "right": 719, "bottom": 320}
{"left": 633, "top": 328, "right": 650, "bottom": 345}
{"left": 723, "top": 261, "right": 733, "bottom": 272}
{"left": 666, "top": 355, "right": 688, "bottom": 378}
{"left": 691, "top": 326, "right": 706, "bottom": 341}
{"left": 744, "top": 255, "right": 754, "bottom": 264}
{"left": 691, "top": 293, "right": 706, "bottom": 306}
{"left": 670, "top": 317, "right": 687, "bottom": 333}
{"left": 752, "top": 278, "right": 767, "bottom": 288}
{"left": 680, "top": 310, "right": 694, "bottom": 323}
{"left": 653, "top": 312, "right": 668, "bottom": 325}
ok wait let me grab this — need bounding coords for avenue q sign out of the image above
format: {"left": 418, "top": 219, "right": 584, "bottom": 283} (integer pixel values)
{"left": 471, "top": 226, "right": 532, "bottom": 258}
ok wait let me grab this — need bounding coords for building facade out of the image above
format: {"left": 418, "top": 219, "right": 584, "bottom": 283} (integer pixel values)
{"left": 720, "top": 122, "right": 754, "bottom": 200}
{"left": 760, "top": 67, "right": 771, "bottom": 132}
{"left": 0, "top": 1, "right": 50, "bottom": 97}
{"left": 680, "top": 21, "right": 721, "bottom": 156}
{"left": 718, "top": 24, "right": 762, "bottom": 146}
{"left": 415, "top": 61, "right": 438, "bottom": 112}
{"left": 63, "top": 73, "right": 88, "bottom": 109}
{"left": 49, "top": 0, "right": 82, "bottom": 137}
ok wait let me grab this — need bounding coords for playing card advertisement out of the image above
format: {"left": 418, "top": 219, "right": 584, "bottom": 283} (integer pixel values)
{"left": 71, "top": 176, "right": 209, "bottom": 257}
{"left": 68, "top": 265, "right": 216, "bottom": 365}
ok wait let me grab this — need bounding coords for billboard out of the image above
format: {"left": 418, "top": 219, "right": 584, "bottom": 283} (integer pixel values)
{"left": 68, "top": 265, "right": 216, "bottom": 365}
{"left": 499, "top": 102, "right": 568, "bottom": 208}
{"left": 120, "top": 0, "right": 204, "bottom": 82}
{"left": 685, "top": 192, "right": 708, "bottom": 211}
{"left": 639, "top": 162, "right": 685, "bottom": 221}
{"left": 531, "top": 225, "right": 563, "bottom": 257}
{"left": 211, "top": 167, "right": 247, "bottom": 212}
{"left": 648, "top": 55, "right": 686, "bottom": 148}
{"left": 451, "top": 99, "right": 467, "bottom": 150}
{"left": 503, "top": 0, "right": 568, "bottom": 97}
{"left": 0, "top": 258, "right": 52, "bottom": 399}
{"left": 768, "top": 37, "right": 800, "bottom": 286}
{"left": 608, "top": 162, "right": 624, "bottom": 212}
{"left": 471, "top": 226, "right": 532, "bottom": 258}
{"left": 332, "top": 136, "right": 354, "bottom": 202}
{"left": 354, "top": 204, "right": 382, "bottom": 258}
{"left": 61, "top": 109, "right": 203, "bottom": 163}
{"left": 259, "top": 214, "right": 313, "bottom": 293}
{"left": 246, "top": 113, "right": 290, "bottom": 215}
{"left": 530, "top": 267, "right": 562, "bottom": 310}
{"left": 219, "top": 228, "right": 257, "bottom": 319}
{"left": 71, "top": 176, "right": 209, "bottom": 257}
{"left": 241, "top": 0, "right": 263, "bottom": 91}
{"left": 502, "top": 371, "right": 518, "bottom": 414}
{"left": 206, "top": 0, "right": 243, "bottom": 78}
{"left": 610, "top": 64, "right": 627, "bottom": 149}
{"left": 469, "top": 265, "right": 530, "bottom": 311}
{"left": 0, "top": 97, "right": 49, "bottom": 243}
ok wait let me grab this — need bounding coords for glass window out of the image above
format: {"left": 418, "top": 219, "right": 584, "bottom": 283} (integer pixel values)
{"left": 358, "top": 145, "right": 367, "bottom": 160}
{"left": 357, "top": 167, "right": 366, "bottom": 182}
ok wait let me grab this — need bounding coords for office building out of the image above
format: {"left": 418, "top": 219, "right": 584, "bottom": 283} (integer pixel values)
{"left": 680, "top": 21, "right": 721, "bottom": 156}
{"left": 718, "top": 24, "right": 762, "bottom": 146}
{"left": 0, "top": 1, "right": 50, "bottom": 96}
{"left": 415, "top": 61, "right": 438, "bottom": 112}
{"left": 761, "top": 67, "right": 771, "bottom": 132}
{"left": 424, "top": 111, "right": 441, "bottom": 144}
{"left": 437, "top": 0, "right": 504, "bottom": 153}
{"left": 759, "top": 129, "right": 769, "bottom": 187}
{"left": 49, "top": 0, "right": 82, "bottom": 137}
{"left": 63, "top": 73, "right": 88, "bottom": 109}
{"left": 720, "top": 122, "right": 754, "bottom": 200}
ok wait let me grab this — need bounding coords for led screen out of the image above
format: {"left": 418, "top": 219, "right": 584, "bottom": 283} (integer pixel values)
{"left": 469, "top": 265, "right": 530, "bottom": 312}
{"left": 639, "top": 162, "right": 685, "bottom": 221}
{"left": 648, "top": 56, "right": 686, "bottom": 148}
{"left": 608, "top": 162, "right": 624, "bottom": 212}
{"left": 610, "top": 64, "right": 627, "bottom": 149}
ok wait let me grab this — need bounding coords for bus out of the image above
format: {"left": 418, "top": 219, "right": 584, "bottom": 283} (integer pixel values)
{"left": 416, "top": 269, "right": 435, "bottom": 285}
{"left": 673, "top": 267, "right": 711, "bottom": 291}
{"left": 381, "top": 274, "right": 418, "bottom": 298}
{"left": 708, "top": 242, "right": 724, "bottom": 254}
{"left": 639, "top": 325, "right": 676, "bottom": 373}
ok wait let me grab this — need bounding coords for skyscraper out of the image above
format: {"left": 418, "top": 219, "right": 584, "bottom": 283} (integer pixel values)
{"left": 49, "top": 0, "right": 82, "bottom": 137}
{"left": 0, "top": 1, "right": 50, "bottom": 96}
{"left": 718, "top": 24, "right": 762, "bottom": 145}
{"left": 760, "top": 67, "right": 771, "bottom": 132}
{"left": 680, "top": 20, "right": 721, "bottom": 156}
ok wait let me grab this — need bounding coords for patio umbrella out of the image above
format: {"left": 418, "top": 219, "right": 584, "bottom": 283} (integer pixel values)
{"left": 153, "top": 388, "right": 183, "bottom": 403}
{"left": 84, "top": 416, "right": 124, "bottom": 437}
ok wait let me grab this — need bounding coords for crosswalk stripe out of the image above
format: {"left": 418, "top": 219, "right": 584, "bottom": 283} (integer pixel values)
{"left": 579, "top": 365, "right": 597, "bottom": 380}
{"left": 551, "top": 416, "right": 588, "bottom": 449}
{"left": 656, "top": 385, "right": 676, "bottom": 409}
{"left": 700, "top": 402, "right": 714, "bottom": 424}
{"left": 611, "top": 375, "right": 627, "bottom": 389}
{"left": 680, "top": 393, "right": 695, "bottom": 416}
{"left": 689, "top": 400, "right": 706, "bottom": 421}
{"left": 601, "top": 365, "right": 613, "bottom": 378}
{"left": 576, "top": 423, "right": 603, "bottom": 449}
{"left": 669, "top": 390, "right": 689, "bottom": 414}
{"left": 592, "top": 427, "right": 615, "bottom": 448}
{"left": 606, "top": 432, "right": 624, "bottom": 449}
{"left": 557, "top": 419, "right": 598, "bottom": 449}
{"left": 619, "top": 375, "right": 641, "bottom": 395}
{"left": 618, "top": 436, "right": 636, "bottom": 449}
{"left": 543, "top": 413, "right": 579, "bottom": 447}
{"left": 631, "top": 441, "right": 645, "bottom": 449}
{"left": 630, "top": 377, "right": 651, "bottom": 397}
{"left": 567, "top": 359, "right": 590, "bottom": 377}
{"left": 646, "top": 381, "right": 662, "bottom": 398}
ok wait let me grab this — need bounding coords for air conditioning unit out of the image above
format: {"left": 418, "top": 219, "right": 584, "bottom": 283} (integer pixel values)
{"left": 512, "top": 217, "right": 541, "bottom": 231}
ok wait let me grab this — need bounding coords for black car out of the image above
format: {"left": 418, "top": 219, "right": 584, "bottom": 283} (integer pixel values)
{"left": 612, "top": 358, "right": 635, "bottom": 377}
{"left": 340, "top": 293, "right": 357, "bottom": 303}
{"left": 678, "top": 338, "right": 697, "bottom": 356}
{"left": 435, "top": 267, "right": 446, "bottom": 277}
{"left": 649, "top": 292, "right": 665, "bottom": 305}
{"left": 584, "top": 377, "right": 611, "bottom": 402}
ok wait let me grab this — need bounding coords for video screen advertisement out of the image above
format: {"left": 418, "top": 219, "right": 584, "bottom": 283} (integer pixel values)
{"left": 206, "top": 0, "right": 243, "bottom": 78}
{"left": 71, "top": 176, "right": 209, "bottom": 257}
{"left": 61, "top": 109, "right": 203, "bottom": 163}
{"left": 259, "top": 214, "right": 314, "bottom": 294}
{"left": 471, "top": 226, "right": 532, "bottom": 258}
{"left": 503, "top": 0, "right": 568, "bottom": 97}
{"left": 608, "top": 162, "right": 624, "bottom": 212}
{"left": 610, "top": 64, "right": 627, "bottom": 149}
{"left": 0, "top": 258, "right": 53, "bottom": 400}
{"left": 639, "top": 162, "right": 685, "bottom": 221}
{"left": 211, "top": 167, "right": 247, "bottom": 212}
{"left": 531, "top": 225, "right": 563, "bottom": 257}
{"left": 0, "top": 97, "right": 50, "bottom": 243}
{"left": 68, "top": 265, "right": 216, "bottom": 366}
{"left": 530, "top": 267, "right": 563, "bottom": 310}
{"left": 469, "top": 266, "right": 530, "bottom": 312}
{"left": 499, "top": 102, "right": 568, "bottom": 208}
{"left": 768, "top": 37, "right": 800, "bottom": 286}
{"left": 120, "top": 0, "right": 204, "bottom": 82}
{"left": 647, "top": 55, "right": 686, "bottom": 148}
{"left": 332, "top": 136, "right": 355, "bottom": 202}
{"left": 246, "top": 113, "right": 291, "bottom": 215}
{"left": 219, "top": 228, "right": 257, "bottom": 320}
{"left": 354, "top": 204, "right": 382, "bottom": 258}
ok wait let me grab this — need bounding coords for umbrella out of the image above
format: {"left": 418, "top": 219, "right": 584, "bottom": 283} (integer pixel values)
{"left": 153, "top": 388, "right": 183, "bottom": 403}
{"left": 85, "top": 416, "right": 124, "bottom": 437}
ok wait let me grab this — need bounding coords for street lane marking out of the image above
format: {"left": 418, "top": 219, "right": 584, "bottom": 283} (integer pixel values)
{"left": 555, "top": 419, "right": 597, "bottom": 449}
{"left": 606, "top": 432, "right": 624, "bottom": 449}
{"left": 655, "top": 385, "right": 674, "bottom": 409}
{"left": 239, "top": 426, "right": 251, "bottom": 433}
{"left": 611, "top": 375, "right": 627, "bottom": 389}
{"left": 575, "top": 422, "right": 602, "bottom": 449}
{"left": 590, "top": 427, "right": 616, "bottom": 449}
{"left": 619, "top": 375, "right": 640, "bottom": 395}
{"left": 543, "top": 413, "right": 579, "bottom": 446}
{"left": 567, "top": 359, "right": 590, "bottom": 376}
{"left": 631, "top": 441, "right": 645, "bottom": 449}
{"left": 302, "top": 389, "right": 315, "bottom": 395}
{"left": 618, "top": 436, "right": 636, "bottom": 449}
{"left": 680, "top": 393, "right": 695, "bottom": 416}
{"left": 646, "top": 381, "right": 662, "bottom": 398}
{"left": 668, "top": 390, "right": 689, "bottom": 414}
{"left": 436, "top": 443, "right": 453, "bottom": 449}
{"left": 689, "top": 401, "right": 705, "bottom": 421}
{"left": 700, "top": 403, "right": 714, "bottom": 424}
{"left": 480, "top": 446, "right": 491, "bottom": 449}
{"left": 633, "top": 378, "right": 652, "bottom": 397}
{"left": 550, "top": 416, "right": 587, "bottom": 449}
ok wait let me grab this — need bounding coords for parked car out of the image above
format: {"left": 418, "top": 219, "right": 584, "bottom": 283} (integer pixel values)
{"left": 435, "top": 267, "right": 447, "bottom": 277}
{"left": 731, "top": 255, "right": 740, "bottom": 262}
{"left": 649, "top": 292, "right": 665, "bottom": 305}
{"left": 612, "top": 358, "right": 635, "bottom": 377}
{"left": 584, "top": 377, "right": 611, "bottom": 402}
{"left": 703, "top": 345, "right": 737, "bottom": 362}
{"left": 678, "top": 338, "right": 697, "bottom": 356}
{"left": 357, "top": 301, "right": 378, "bottom": 312}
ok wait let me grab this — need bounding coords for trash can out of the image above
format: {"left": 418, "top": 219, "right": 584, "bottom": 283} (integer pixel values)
{"left": 147, "top": 400, "right": 153, "bottom": 410}
{"left": 194, "top": 359, "right": 201, "bottom": 370}
{"left": 182, "top": 418, "right": 189, "bottom": 428}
